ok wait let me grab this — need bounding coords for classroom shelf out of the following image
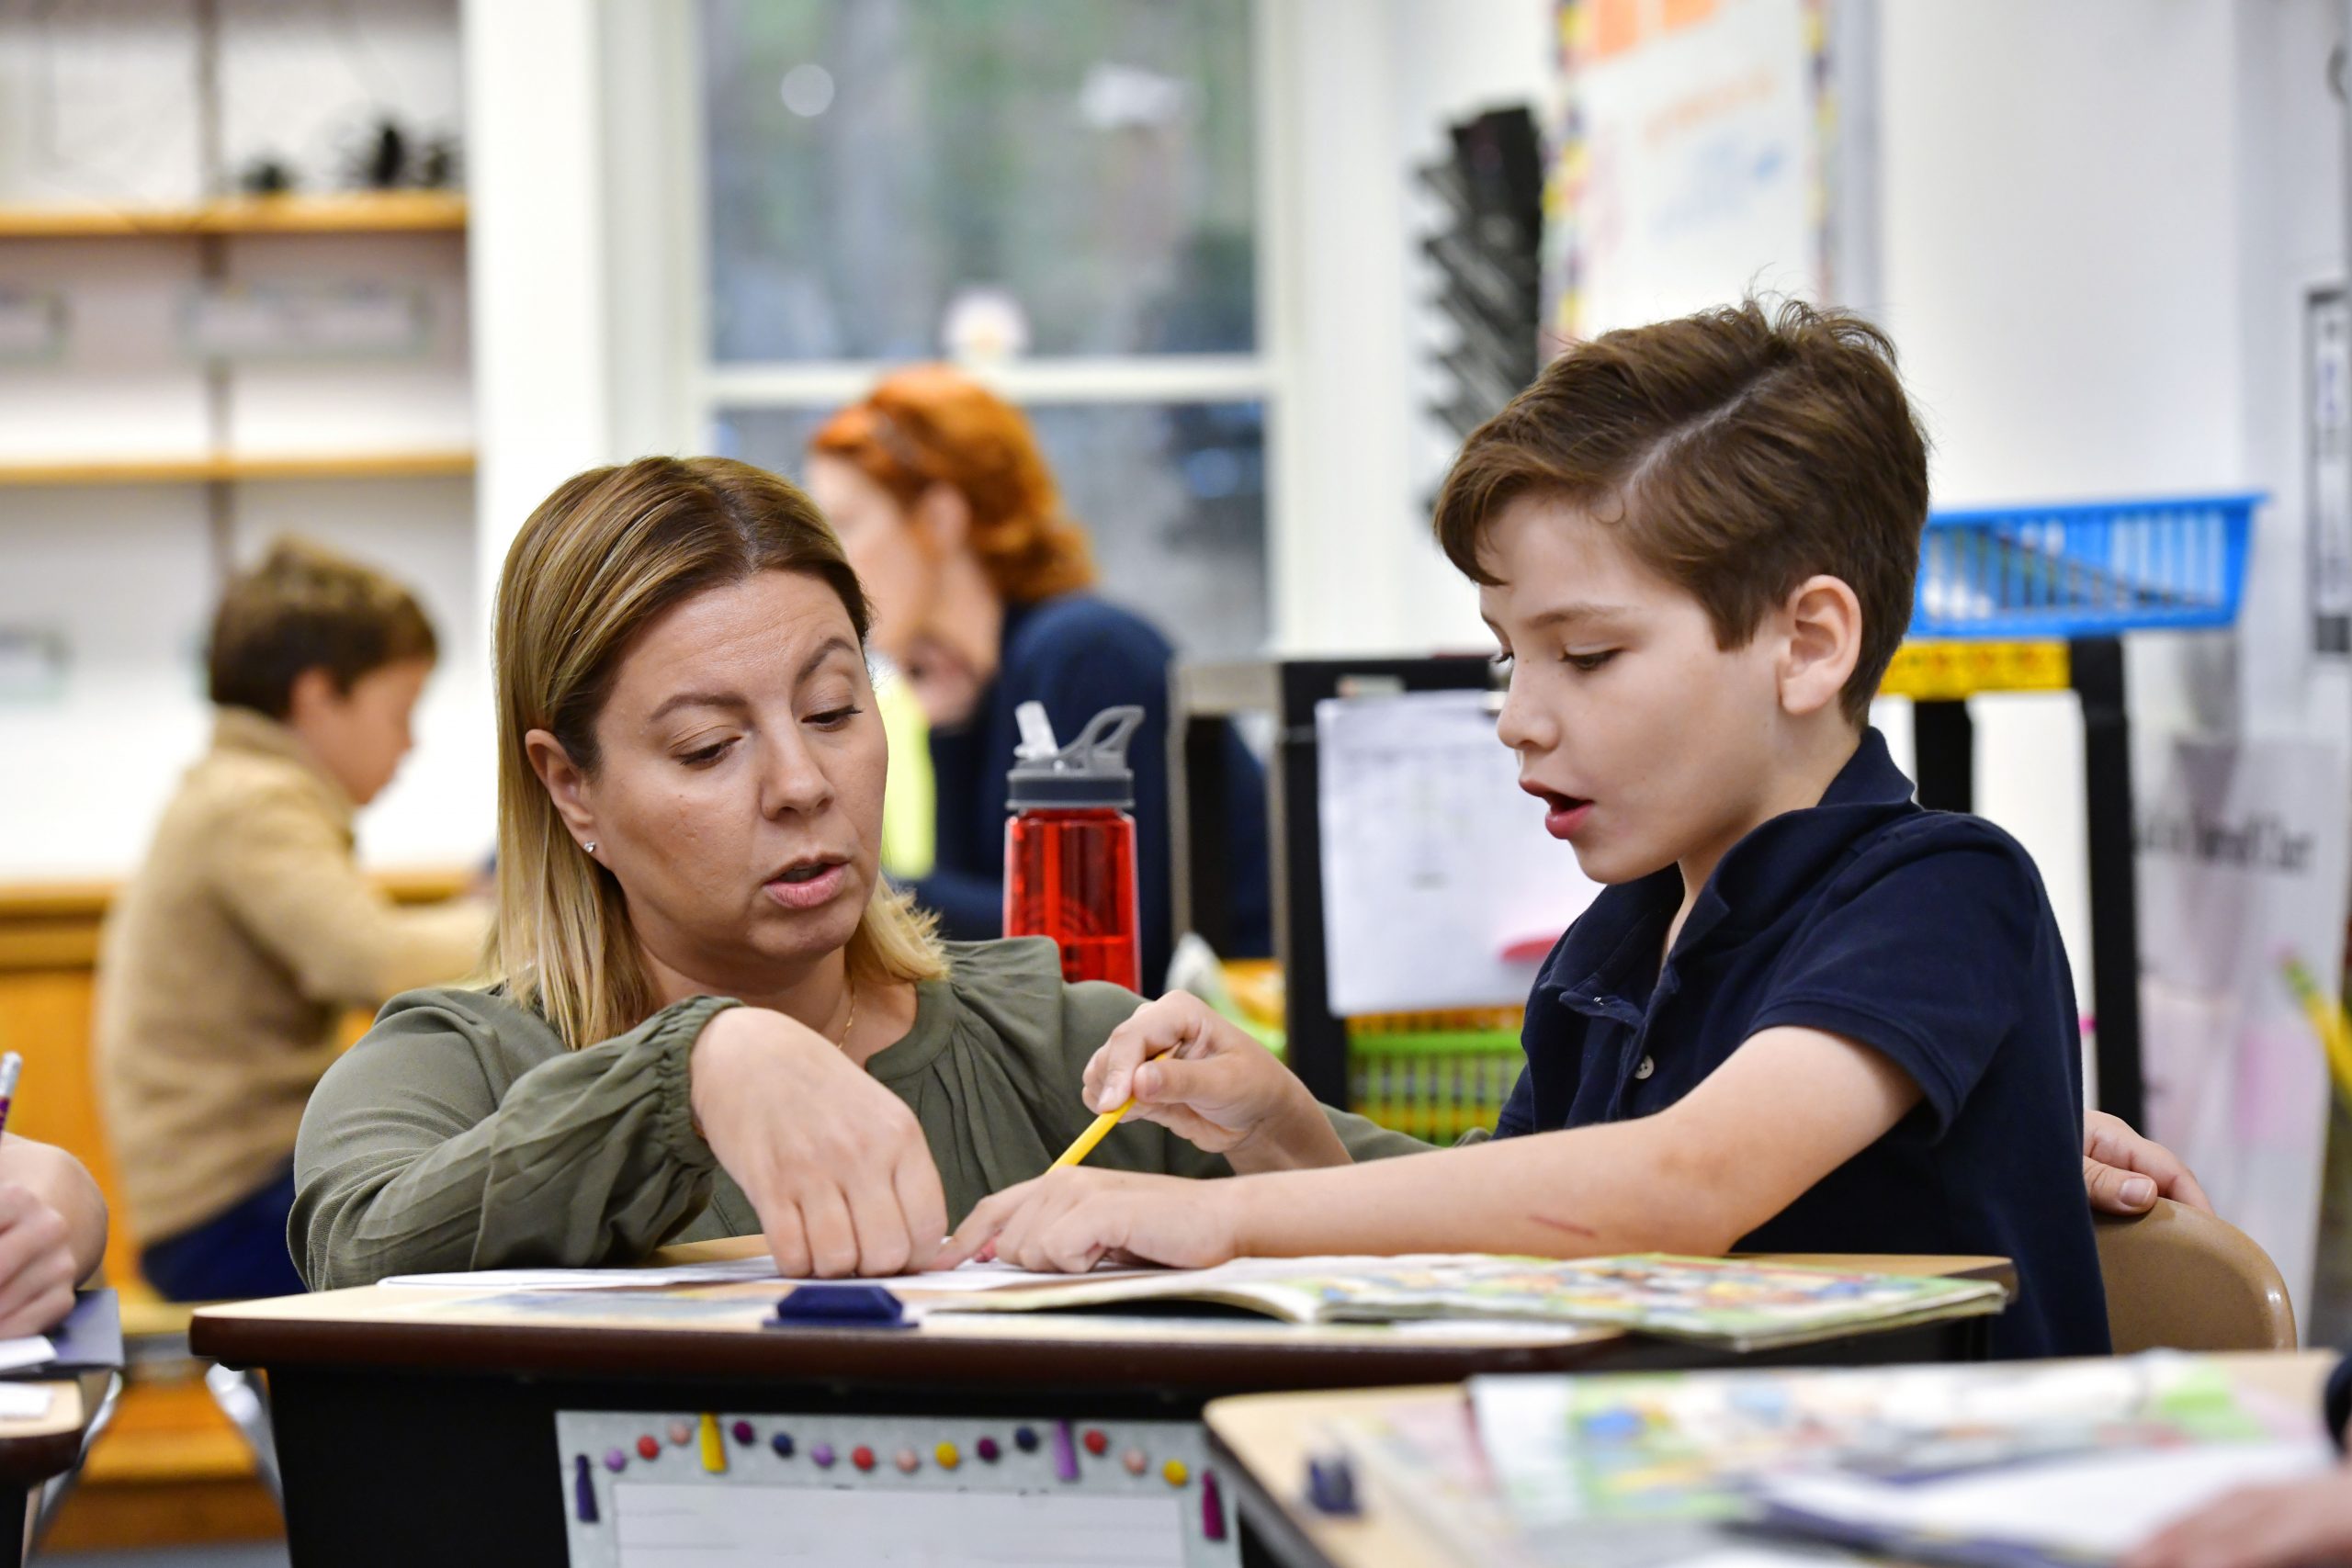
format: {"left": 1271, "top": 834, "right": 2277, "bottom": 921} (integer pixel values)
{"left": 0, "top": 191, "right": 468, "bottom": 238}
{"left": 0, "top": 450, "right": 476, "bottom": 487}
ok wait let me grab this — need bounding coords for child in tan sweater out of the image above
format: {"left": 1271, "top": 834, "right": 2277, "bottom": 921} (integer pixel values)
{"left": 96, "top": 539, "right": 485, "bottom": 1301}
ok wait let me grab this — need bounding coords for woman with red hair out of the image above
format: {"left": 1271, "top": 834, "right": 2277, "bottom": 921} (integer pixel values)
{"left": 808, "top": 367, "right": 1271, "bottom": 991}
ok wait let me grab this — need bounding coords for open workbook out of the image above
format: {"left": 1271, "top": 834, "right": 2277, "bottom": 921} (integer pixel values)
{"left": 926, "top": 1254, "right": 2007, "bottom": 1351}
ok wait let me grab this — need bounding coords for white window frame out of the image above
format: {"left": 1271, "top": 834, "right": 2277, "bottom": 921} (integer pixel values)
{"left": 606, "top": 0, "right": 1287, "bottom": 612}
{"left": 593, "top": 0, "right": 1427, "bottom": 657}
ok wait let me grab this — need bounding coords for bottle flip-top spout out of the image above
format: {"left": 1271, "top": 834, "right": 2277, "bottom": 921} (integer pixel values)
{"left": 1005, "top": 705, "right": 1144, "bottom": 810}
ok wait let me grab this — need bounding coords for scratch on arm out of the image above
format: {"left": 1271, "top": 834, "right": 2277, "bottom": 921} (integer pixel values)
{"left": 1525, "top": 1211, "right": 1600, "bottom": 1242}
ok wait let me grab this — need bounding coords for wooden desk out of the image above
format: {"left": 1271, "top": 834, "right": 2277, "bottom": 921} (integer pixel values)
{"left": 0, "top": 1371, "right": 106, "bottom": 1568}
{"left": 1202, "top": 1351, "right": 2342, "bottom": 1568}
{"left": 190, "top": 1252, "right": 2011, "bottom": 1567}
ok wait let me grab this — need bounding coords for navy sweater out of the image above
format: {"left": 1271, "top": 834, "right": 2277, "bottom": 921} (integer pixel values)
{"left": 915, "top": 594, "right": 1272, "bottom": 992}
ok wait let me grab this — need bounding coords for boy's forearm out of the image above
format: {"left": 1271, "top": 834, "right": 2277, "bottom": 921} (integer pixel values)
{"left": 1211, "top": 1029, "right": 1918, "bottom": 1262}
{"left": 1224, "top": 1117, "right": 1750, "bottom": 1260}
{"left": 0, "top": 1138, "right": 107, "bottom": 1283}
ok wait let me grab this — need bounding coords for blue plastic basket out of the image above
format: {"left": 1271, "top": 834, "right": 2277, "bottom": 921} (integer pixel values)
{"left": 1909, "top": 492, "right": 2258, "bottom": 638}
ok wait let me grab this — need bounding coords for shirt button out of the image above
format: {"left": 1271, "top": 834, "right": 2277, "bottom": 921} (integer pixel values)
{"left": 1634, "top": 1055, "right": 1656, "bottom": 1080}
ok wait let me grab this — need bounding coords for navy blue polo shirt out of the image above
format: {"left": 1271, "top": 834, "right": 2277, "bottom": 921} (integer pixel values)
{"left": 1494, "top": 729, "right": 2109, "bottom": 1359}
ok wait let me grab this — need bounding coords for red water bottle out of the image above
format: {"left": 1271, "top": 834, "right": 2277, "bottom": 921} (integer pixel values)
{"left": 1004, "top": 705, "right": 1145, "bottom": 992}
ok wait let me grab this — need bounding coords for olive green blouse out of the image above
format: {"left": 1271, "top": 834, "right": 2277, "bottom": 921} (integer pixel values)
{"left": 291, "top": 937, "right": 1432, "bottom": 1290}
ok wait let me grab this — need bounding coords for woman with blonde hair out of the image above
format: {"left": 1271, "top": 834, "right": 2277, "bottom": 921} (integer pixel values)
{"left": 292, "top": 457, "right": 1421, "bottom": 1287}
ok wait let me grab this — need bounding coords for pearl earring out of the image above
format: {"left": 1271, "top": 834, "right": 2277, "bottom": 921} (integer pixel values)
{"left": 584, "top": 841, "right": 598, "bottom": 854}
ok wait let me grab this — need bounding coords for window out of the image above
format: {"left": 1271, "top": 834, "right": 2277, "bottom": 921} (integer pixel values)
{"left": 693, "top": 0, "right": 1271, "bottom": 660}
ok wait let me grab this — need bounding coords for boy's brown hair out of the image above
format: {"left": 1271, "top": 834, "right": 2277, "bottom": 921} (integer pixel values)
{"left": 1433, "top": 298, "right": 1928, "bottom": 725}
{"left": 207, "top": 536, "right": 438, "bottom": 718}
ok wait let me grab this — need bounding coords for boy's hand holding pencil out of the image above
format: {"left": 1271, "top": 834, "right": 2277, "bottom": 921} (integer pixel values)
{"left": 984, "top": 996, "right": 1340, "bottom": 1271}
{"left": 1082, "top": 993, "right": 1352, "bottom": 1174}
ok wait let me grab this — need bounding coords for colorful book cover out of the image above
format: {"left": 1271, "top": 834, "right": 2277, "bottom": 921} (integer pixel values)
{"left": 936, "top": 1253, "right": 2005, "bottom": 1349}
{"left": 1471, "top": 1354, "right": 2295, "bottom": 1530}
{"left": 1322, "top": 1357, "right": 2315, "bottom": 1568}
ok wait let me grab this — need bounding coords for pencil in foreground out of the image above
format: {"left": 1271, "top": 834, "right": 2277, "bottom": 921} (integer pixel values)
{"left": 1051, "top": 1098, "right": 1135, "bottom": 1169}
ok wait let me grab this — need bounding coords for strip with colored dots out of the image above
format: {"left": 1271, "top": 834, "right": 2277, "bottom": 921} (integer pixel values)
{"left": 557, "top": 1408, "right": 1230, "bottom": 1553}
{"left": 588, "top": 1415, "right": 1198, "bottom": 1490}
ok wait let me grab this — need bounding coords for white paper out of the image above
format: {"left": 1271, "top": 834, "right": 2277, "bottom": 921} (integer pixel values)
{"left": 0, "top": 1336, "right": 55, "bottom": 1373}
{"left": 1316, "top": 691, "right": 1602, "bottom": 1015}
{"left": 614, "top": 1483, "right": 1184, "bottom": 1566}
{"left": 380, "top": 1257, "right": 1119, "bottom": 1293}
{"left": 1377, "top": 1318, "right": 1597, "bottom": 1344}
{"left": 0, "top": 1382, "right": 53, "bottom": 1419}
{"left": 1758, "top": 1440, "right": 2331, "bottom": 1557}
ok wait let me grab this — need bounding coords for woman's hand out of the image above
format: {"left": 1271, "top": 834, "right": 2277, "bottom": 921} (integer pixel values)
{"left": 690, "top": 1007, "right": 949, "bottom": 1278}
{"left": 2085, "top": 1110, "right": 2213, "bottom": 1216}
{"left": 935, "top": 1168, "right": 1242, "bottom": 1273}
{"left": 0, "top": 1184, "right": 78, "bottom": 1337}
{"left": 1084, "top": 993, "right": 1348, "bottom": 1172}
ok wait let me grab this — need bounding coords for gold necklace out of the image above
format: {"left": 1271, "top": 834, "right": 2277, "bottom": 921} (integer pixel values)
{"left": 837, "top": 976, "right": 858, "bottom": 1048}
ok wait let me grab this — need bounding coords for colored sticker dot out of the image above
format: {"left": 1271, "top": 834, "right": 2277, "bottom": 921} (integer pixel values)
{"left": 636, "top": 1435, "right": 660, "bottom": 1461}
{"left": 810, "top": 1442, "right": 836, "bottom": 1469}
{"left": 771, "top": 1432, "right": 796, "bottom": 1459}
{"left": 731, "top": 1419, "right": 755, "bottom": 1446}
{"left": 603, "top": 1448, "right": 628, "bottom": 1473}
{"left": 1122, "top": 1448, "right": 1148, "bottom": 1475}
{"left": 895, "top": 1447, "right": 921, "bottom": 1473}
{"left": 976, "top": 1437, "right": 1001, "bottom": 1463}
{"left": 1082, "top": 1428, "right": 1110, "bottom": 1457}
{"left": 1163, "top": 1459, "right": 1189, "bottom": 1487}
{"left": 852, "top": 1446, "right": 876, "bottom": 1472}
{"left": 1013, "top": 1427, "right": 1040, "bottom": 1452}
{"left": 935, "top": 1442, "right": 960, "bottom": 1470}
{"left": 668, "top": 1419, "right": 694, "bottom": 1447}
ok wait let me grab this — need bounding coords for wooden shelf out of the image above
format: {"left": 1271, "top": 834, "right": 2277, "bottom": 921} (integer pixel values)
{"left": 0, "top": 191, "right": 467, "bottom": 238}
{"left": 0, "top": 449, "right": 476, "bottom": 487}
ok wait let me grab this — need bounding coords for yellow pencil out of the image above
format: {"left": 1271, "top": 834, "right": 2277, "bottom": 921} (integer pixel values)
{"left": 1051, "top": 1098, "right": 1135, "bottom": 1169}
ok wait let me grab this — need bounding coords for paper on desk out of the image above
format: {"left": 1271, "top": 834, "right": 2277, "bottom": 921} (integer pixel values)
{"left": 0, "top": 1336, "right": 53, "bottom": 1373}
{"left": 379, "top": 1257, "right": 1125, "bottom": 1292}
{"left": 0, "top": 1382, "right": 52, "bottom": 1419}
{"left": 1315, "top": 690, "right": 1601, "bottom": 1015}
{"left": 1756, "top": 1439, "right": 2332, "bottom": 1560}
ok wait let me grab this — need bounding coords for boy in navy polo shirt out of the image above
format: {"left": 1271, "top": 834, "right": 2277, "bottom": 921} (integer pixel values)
{"left": 941, "top": 300, "right": 2136, "bottom": 1359}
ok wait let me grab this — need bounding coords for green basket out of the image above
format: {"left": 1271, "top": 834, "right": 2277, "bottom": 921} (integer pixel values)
{"left": 1346, "top": 1027, "right": 1525, "bottom": 1144}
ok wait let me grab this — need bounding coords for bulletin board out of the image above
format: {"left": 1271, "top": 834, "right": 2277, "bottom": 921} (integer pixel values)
{"left": 1545, "top": 0, "right": 1865, "bottom": 340}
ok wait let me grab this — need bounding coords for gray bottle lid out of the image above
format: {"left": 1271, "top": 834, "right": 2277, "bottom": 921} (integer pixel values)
{"left": 1007, "top": 705, "right": 1144, "bottom": 810}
